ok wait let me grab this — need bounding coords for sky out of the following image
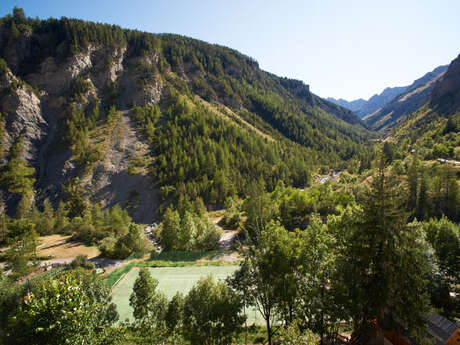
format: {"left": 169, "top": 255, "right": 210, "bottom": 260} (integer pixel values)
{"left": 1, "top": 0, "right": 460, "bottom": 101}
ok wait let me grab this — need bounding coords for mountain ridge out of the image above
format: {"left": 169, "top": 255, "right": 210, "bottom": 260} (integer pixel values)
{"left": 364, "top": 65, "right": 448, "bottom": 131}
{"left": 328, "top": 65, "right": 448, "bottom": 120}
{"left": 0, "top": 10, "right": 372, "bottom": 221}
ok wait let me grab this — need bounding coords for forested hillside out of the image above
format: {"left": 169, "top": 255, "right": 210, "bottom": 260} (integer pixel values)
{"left": 0, "top": 7, "right": 459, "bottom": 345}
{"left": 390, "top": 54, "right": 460, "bottom": 161}
{"left": 0, "top": 9, "right": 373, "bottom": 221}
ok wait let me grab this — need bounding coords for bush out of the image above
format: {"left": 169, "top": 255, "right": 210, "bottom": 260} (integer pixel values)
{"left": 0, "top": 58, "right": 8, "bottom": 74}
{"left": 69, "top": 255, "right": 95, "bottom": 270}
{"left": 102, "top": 224, "right": 148, "bottom": 259}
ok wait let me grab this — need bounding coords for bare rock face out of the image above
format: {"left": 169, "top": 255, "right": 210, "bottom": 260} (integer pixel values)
{"left": 82, "top": 111, "right": 158, "bottom": 223}
{"left": 0, "top": 39, "right": 165, "bottom": 221}
{"left": 0, "top": 71, "right": 46, "bottom": 162}
{"left": 90, "top": 46, "right": 127, "bottom": 90}
{"left": 120, "top": 53, "right": 163, "bottom": 107}
{"left": 28, "top": 46, "right": 96, "bottom": 95}
{"left": 133, "top": 81, "right": 162, "bottom": 106}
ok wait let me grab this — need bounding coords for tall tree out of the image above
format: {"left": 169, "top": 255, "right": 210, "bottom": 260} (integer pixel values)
{"left": 296, "top": 216, "right": 338, "bottom": 345}
{"left": 183, "top": 276, "right": 245, "bottom": 345}
{"left": 129, "top": 268, "right": 168, "bottom": 345}
{"left": 229, "top": 222, "right": 285, "bottom": 345}
{"left": 407, "top": 156, "right": 419, "bottom": 213}
{"left": 339, "top": 153, "right": 431, "bottom": 342}
{"left": 160, "top": 208, "right": 181, "bottom": 251}
{"left": 164, "top": 292, "right": 185, "bottom": 344}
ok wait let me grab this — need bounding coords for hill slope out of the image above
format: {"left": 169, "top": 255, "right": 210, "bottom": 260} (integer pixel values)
{"left": 391, "top": 55, "right": 460, "bottom": 160}
{"left": 0, "top": 10, "right": 372, "bottom": 221}
{"left": 364, "top": 65, "right": 448, "bottom": 131}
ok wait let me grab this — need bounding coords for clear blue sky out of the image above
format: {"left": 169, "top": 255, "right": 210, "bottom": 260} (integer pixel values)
{"left": 1, "top": 0, "right": 459, "bottom": 100}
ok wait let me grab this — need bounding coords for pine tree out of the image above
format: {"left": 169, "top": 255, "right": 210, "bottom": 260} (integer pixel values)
{"left": 407, "top": 156, "right": 419, "bottom": 212}
{"left": 160, "top": 208, "right": 181, "bottom": 251}
{"left": 342, "top": 152, "right": 431, "bottom": 341}
{"left": 129, "top": 268, "right": 167, "bottom": 345}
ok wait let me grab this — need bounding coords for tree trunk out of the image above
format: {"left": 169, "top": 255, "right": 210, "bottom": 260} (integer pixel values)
{"left": 266, "top": 317, "right": 272, "bottom": 345}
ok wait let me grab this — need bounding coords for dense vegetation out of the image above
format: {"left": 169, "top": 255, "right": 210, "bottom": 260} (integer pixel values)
{"left": 133, "top": 94, "right": 315, "bottom": 204}
{"left": 392, "top": 106, "right": 460, "bottom": 161}
{"left": 0, "top": 150, "right": 458, "bottom": 345}
{"left": 0, "top": 7, "right": 458, "bottom": 345}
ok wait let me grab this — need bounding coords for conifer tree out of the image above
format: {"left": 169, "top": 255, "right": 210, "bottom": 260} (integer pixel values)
{"left": 129, "top": 268, "right": 167, "bottom": 345}
{"left": 341, "top": 152, "right": 431, "bottom": 341}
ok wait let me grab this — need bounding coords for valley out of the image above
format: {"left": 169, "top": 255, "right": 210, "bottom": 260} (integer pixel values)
{"left": 0, "top": 6, "right": 458, "bottom": 345}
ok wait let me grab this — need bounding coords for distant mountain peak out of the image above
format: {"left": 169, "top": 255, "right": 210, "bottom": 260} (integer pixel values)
{"left": 328, "top": 65, "right": 448, "bottom": 120}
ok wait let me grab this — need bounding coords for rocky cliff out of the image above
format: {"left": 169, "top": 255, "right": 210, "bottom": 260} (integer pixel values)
{"left": 0, "top": 10, "right": 370, "bottom": 222}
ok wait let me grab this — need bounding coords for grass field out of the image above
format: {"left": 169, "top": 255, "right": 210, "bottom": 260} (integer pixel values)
{"left": 111, "top": 265, "right": 264, "bottom": 325}
{"left": 37, "top": 235, "right": 100, "bottom": 260}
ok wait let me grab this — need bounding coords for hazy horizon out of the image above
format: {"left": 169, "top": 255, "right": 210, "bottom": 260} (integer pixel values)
{"left": 1, "top": 0, "right": 459, "bottom": 101}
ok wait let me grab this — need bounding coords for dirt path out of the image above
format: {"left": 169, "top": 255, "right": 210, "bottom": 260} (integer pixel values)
{"left": 210, "top": 215, "right": 239, "bottom": 250}
{"left": 218, "top": 230, "right": 239, "bottom": 249}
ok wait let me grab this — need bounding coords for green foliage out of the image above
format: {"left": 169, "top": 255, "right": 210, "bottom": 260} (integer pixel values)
{"left": 8, "top": 270, "right": 119, "bottom": 345}
{"left": 335, "top": 154, "right": 432, "bottom": 341}
{"left": 278, "top": 321, "right": 316, "bottom": 345}
{"left": 65, "top": 105, "right": 103, "bottom": 169}
{"left": 404, "top": 159, "right": 460, "bottom": 222}
{"left": 0, "top": 58, "right": 8, "bottom": 74}
{"left": 182, "top": 275, "right": 245, "bottom": 345}
{"left": 160, "top": 33, "right": 372, "bottom": 166}
{"left": 149, "top": 250, "right": 218, "bottom": 262}
{"left": 0, "top": 112, "right": 5, "bottom": 159}
{"left": 105, "top": 223, "right": 148, "bottom": 259}
{"left": 0, "top": 272, "right": 24, "bottom": 344}
{"left": 295, "top": 216, "right": 338, "bottom": 341}
{"left": 242, "top": 182, "right": 355, "bottom": 242}
{"left": 398, "top": 109, "right": 460, "bottom": 161}
{"left": 422, "top": 217, "right": 459, "bottom": 318}
{"left": 61, "top": 177, "right": 88, "bottom": 218}
{"left": 133, "top": 95, "right": 315, "bottom": 205}
{"left": 6, "top": 222, "right": 39, "bottom": 278}
{"left": 129, "top": 267, "right": 168, "bottom": 344}
{"left": 165, "top": 292, "right": 185, "bottom": 336}
{"left": 230, "top": 217, "right": 339, "bottom": 345}
{"left": 160, "top": 205, "right": 221, "bottom": 252}
{"left": 69, "top": 254, "right": 95, "bottom": 270}
{"left": 0, "top": 136, "right": 36, "bottom": 197}
{"left": 423, "top": 217, "right": 459, "bottom": 280}
{"left": 220, "top": 197, "right": 243, "bottom": 229}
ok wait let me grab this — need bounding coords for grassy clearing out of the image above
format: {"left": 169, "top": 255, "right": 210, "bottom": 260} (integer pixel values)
{"left": 104, "top": 254, "right": 232, "bottom": 288}
{"left": 37, "top": 235, "right": 100, "bottom": 260}
{"left": 111, "top": 265, "right": 265, "bottom": 325}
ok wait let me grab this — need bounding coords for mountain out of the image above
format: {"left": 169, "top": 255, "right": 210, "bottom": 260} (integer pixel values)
{"left": 0, "top": 10, "right": 371, "bottom": 222}
{"left": 364, "top": 65, "right": 448, "bottom": 131}
{"left": 391, "top": 54, "right": 460, "bottom": 160}
{"left": 328, "top": 85, "right": 409, "bottom": 118}
{"left": 430, "top": 54, "right": 460, "bottom": 115}
{"left": 326, "top": 97, "right": 367, "bottom": 113}
{"left": 328, "top": 66, "right": 448, "bottom": 121}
